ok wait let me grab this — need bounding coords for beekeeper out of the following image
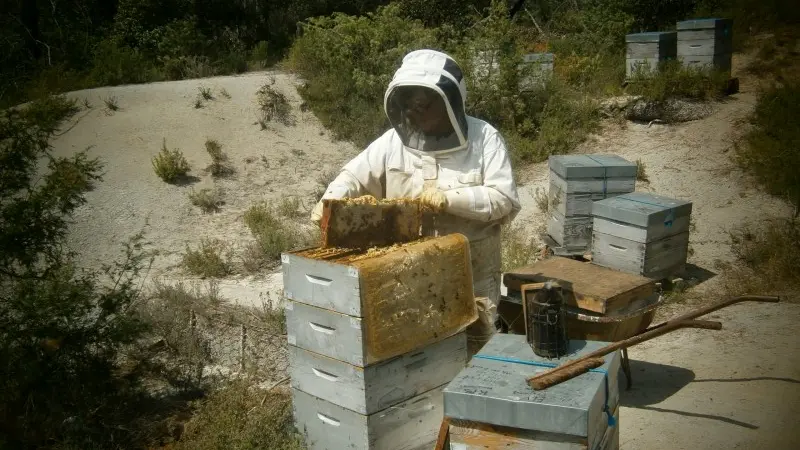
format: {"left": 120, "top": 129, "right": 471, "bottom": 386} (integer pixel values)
{"left": 311, "top": 49, "right": 521, "bottom": 353}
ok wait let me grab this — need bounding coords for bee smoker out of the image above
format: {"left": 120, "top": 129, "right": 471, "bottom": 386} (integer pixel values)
{"left": 522, "top": 281, "right": 569, "bottom": 358}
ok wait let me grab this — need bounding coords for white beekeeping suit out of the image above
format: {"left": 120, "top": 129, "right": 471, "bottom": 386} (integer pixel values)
{"left": 311, "top": 49, "right": 521, "bottom": 353}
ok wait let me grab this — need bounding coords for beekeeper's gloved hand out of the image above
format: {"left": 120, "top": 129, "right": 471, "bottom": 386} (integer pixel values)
{"left": 419, "top": 189, "right": 448, "bottom": 212}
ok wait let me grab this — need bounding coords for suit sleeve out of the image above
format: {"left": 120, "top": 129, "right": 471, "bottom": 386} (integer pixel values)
{"left": 443, "top": 130, "right": 522, "bottom": 223}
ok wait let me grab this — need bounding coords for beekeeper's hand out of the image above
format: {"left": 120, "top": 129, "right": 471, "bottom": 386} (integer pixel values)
{"left": 419, "top": 189, "right": 448, "bottom": 212}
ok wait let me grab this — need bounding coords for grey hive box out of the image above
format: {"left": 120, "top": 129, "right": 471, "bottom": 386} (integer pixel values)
{"left": 677, "top": 18, "right": 733, "bottom": 73}
{"left": 288, "top": 331, "right": 467, "bottom": 415}
{"left": 591, "top": 192, "right": 693, "bottom": 279}
{"left": 546, "top": 155, "right": 637, "bottom": 253}
{"left": 293, "top": 383, "right": 446, "bottom": 450}
{"left": 625, "top": 31, "right": 678, "bottom": 77}
{"left": 444, "top": 334, "right": 621, "bottom": 450}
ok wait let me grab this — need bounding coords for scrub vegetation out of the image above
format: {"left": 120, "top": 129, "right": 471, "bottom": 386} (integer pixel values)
{"left": 2, "top": 0, "right": 799, "bottom": 449}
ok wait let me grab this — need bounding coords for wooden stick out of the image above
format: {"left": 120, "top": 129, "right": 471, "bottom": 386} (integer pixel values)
{"left": 433, "top": 417, "right": 451, "bottom": 450}
{"left": 529, "top": 357, "right": 605, "bottom": 390}
{"left": 526, "top": 295, "right": 780, "bottom": 389}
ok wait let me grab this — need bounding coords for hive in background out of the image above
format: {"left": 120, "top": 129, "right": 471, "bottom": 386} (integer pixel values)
{"left": 625, "top": 31, "right": 678, "bottom": 78}
{"left": 677, "top": 18, "right": 733, "bottom": 74}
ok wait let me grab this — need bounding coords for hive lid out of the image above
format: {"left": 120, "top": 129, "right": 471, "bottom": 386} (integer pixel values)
{"left": 625, "top": 31, "right": 678, "bottom": 43}
{"left": 591, "top": 192, "right": 693, "bottom": 228}
{"left": 676, "top": 18, "right": 733, "bottom": 31}
{"left": 444, "top": 334, "right": 619, "bottom": 436}
{"left": 549, "top": 154, "right": 637, "bottom": 179}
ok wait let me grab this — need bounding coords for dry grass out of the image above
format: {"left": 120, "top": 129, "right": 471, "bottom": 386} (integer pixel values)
{"left": 173, "top": 380, "right": 304, "bottom": 450}
{"left": 205, "top": 138, "right": 234, "bottom": 177}
{"left": 636, "top": 158, "right": 649, "bottom": 182}
{"left": 243, "top": 202, "right": 315, "bottom": 270}
{"left": 103, "top": 95, "right": 119, "bottom": 112}
{"left": 277, "top": 197, "right": 305, "bottom": 219}
{"left": 189, "top": 187, "right": 225, "bottom": 213}
{"left": 501, "top": 221, "right": 540, "bottom": 272}
{"left": 182, "top": 238, "right": 235, "bottom": 278}
{"left": 256, "top": 81, "right": 293, "bottom": 128}
{"left": 724, "top": 218, "right": 800, "bottom": 302}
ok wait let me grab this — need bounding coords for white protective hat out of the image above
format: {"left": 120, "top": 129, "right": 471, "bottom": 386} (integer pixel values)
{"left": 384, "top": 49, "right": 469, "bottom": 154}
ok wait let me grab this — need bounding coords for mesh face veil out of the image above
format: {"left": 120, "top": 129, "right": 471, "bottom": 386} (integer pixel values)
{"left": 384, "top": 50, "right": 469, "bottom": 154}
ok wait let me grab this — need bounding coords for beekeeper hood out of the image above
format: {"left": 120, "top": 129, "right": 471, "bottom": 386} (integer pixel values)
{"left": 384, "top": 50, "right": 468, "bottom": 154}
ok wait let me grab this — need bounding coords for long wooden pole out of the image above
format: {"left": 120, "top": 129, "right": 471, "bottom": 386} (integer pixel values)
{"left": 527, "top": 295, "right": 780, "bottom": 390}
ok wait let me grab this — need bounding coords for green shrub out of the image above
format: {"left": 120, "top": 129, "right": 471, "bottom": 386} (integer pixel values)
{"left": 735, "top": 82, "right": 800, "bottom": 215}
{"left": 189, "top": 187, "right": 225, "bottom": 213}
{"left": 174, "top": 380, "right": 305, "bottom": 450}
{"left": 182, "top": 238, "right": 234, "bottom": 277}
{"left": 728, "top": 219, "right": 800, "bottom": 301}
{"left": 152, "top": 138, "right": 191, "bottom": 183}
{"left": 243, "top": 202, "right": 314, "bottom": 266}
{"left": 626, "top": 60, "right": 731, "bottom": 102}
{"left": 288, "top": 3, "right": 438, "bottom": 147}
{"left": 1, "top": 95, "right": 156, "bottom": 448}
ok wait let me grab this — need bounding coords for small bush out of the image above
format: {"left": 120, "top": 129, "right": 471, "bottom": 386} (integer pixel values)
{"left": 243, "top": 202, "right": 312, "bottom": 265}
{"left": 153, "top": 139, "right": 191, "bottom": 183}
{"left": 313, "top": 169, "right": 339, "bottom": 201}
{"left": 626, "top": 61, "right": 731, "bottom": 102}
{"left": 199, "top": 86, "right": 214, "bottom": 101}
{"left": 220, "top": 88, "right": 232, "bottom": 99}
{"left": 501, "top": 221, "right": 538, "bottom": 272}
{"left": 735, "top": 82, "right": 800, "bottom": 215}
{"left": 636, "top": 158, "right": 649, "bottom": 182}
{"left": 104, "top": 95, "right": 120, "bottom": 112}
{"left": 256, "top": 82, "right": 293, "bottom": 127}
{"left": 182, "top": 238, "right": 234, "bottom": 278}
{"left": 189, "top": 187, "right": 225, "bottom": 213}
{"left": 277, "top": 197, "right": 305, "bottom": 219}
{"left": 174, "top": 380, "right": 305, "bottom": 450}
{"left": 728, "top": 219, "right": 800, "bottom": 301}
{"left": 205, "top": 139, "right": 234, "bottom": 177}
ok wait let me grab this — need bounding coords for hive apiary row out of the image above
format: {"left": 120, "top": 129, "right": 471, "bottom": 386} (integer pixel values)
{"left": 443, "top": 334, "right": 621, "bottom": 449}
{"left": 625, "top": 17, "right": 733, "bottom": 77}
{"left": 281, "top": 234, "right": 478, "bottom": 450}
{"left": 546, "top": 155, "right": 637, "bottom": 254}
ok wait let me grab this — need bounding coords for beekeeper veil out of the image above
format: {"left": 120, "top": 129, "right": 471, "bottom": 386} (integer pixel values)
{"left": 384, "top": 50, "right": 469, "bottom": 154}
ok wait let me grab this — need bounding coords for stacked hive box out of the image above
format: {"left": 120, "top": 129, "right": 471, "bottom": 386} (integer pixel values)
{"left": 444, "top": 334, "right": 621, "bottom": 449}
{"left": 546, "top": 155, "right": 637, "bottom": 254}
{"left": 677, "top": 18, "right": 733, "bottom": 74}
{"left": 625, "top": 31, "right": 678, "bottom": 78}
{"left": 282, "top": 234, "right": 478, "bottom": 450}
{"left": 591, "top": 192, "right": 693, "bottom": 280}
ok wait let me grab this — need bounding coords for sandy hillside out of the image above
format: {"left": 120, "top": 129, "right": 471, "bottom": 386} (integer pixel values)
{"left": 48, "top": 53, "right": 799, "bottom": 449}
{"left": 52, "top": 70, "right": 359, "bottom": 306}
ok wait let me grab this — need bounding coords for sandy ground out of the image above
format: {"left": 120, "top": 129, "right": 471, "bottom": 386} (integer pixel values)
{"left": 52, "top": 70, "right": 359, "bottom": 306}
{"left": 48, "top": 53, "right": 800, "bottom": 448}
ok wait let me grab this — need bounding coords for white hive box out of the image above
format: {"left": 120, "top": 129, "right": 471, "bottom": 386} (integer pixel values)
{"left": 288, "top": 332, "right": 467, "bottom": 415}
{"left": 444, "top": 334, "right": 621, "bottom": 450}
{"left": 625, "top": 31, "right": 678, "bottom": 77}
{"left": 293, "top": 384, "right": 447, "bottom": 450}
{"left": 547, "top": 155, "right": 637, "bottom": 253}
{"left": 677, "top": 18, "right": 733, "bottom": 73}
{"left": 591, "top": 192, "right": 692, "bottom": 279}
{"left": 282, "top": 234, "right": 477, "bottom": 367}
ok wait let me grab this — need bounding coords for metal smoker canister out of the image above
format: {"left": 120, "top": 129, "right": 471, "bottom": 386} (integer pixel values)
{"left": 524, "top": 281, "right": 569, "bottom": 358}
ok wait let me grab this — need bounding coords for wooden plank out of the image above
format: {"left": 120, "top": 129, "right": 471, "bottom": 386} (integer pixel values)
{"left": 503, "top": 257, "right": 656, "bottom": 314}
{"left": 448, "top": 419, "right": 588, "bottom": 450}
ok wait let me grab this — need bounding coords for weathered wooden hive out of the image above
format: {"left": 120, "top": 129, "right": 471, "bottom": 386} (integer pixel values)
{"left": 443, "top": 334, "right": 621, "bottom": 449}
{"left": 591, "top": 192, "right": 693, "bottom": 279}
{"left": 677, "top": 18, "right": 733, "bottom": 73}
{"left": 284, "top": 206, "right": 477, "bottom": 449}
{"left": 625, "top": 31, "right": 678, "bottom": 77}
{"left": 546, "top": 155, "right": 637, "bottom": 254}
